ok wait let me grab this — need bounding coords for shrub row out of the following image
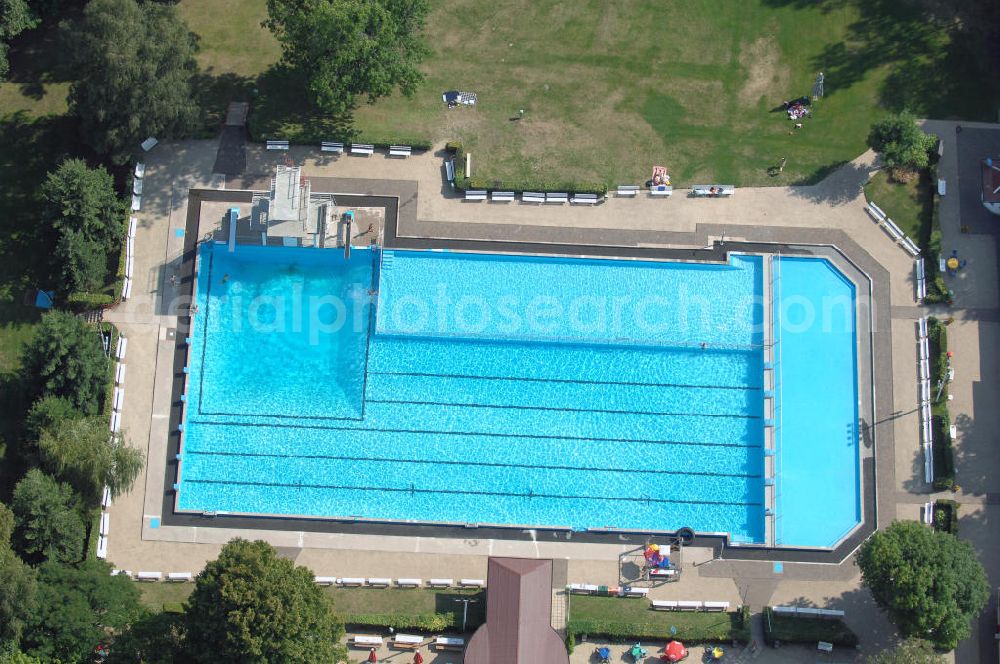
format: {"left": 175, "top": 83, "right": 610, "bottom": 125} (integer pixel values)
{"left": 927, "top": 317, "right": 955, "bottom": 490}
{"left": 933, "top": 498, "right": 959, "bottom": 534}
{"left": 447, "top": 139, "right": 608, "bottom": 196}
{"left": 762, "top": 607, "right": 858, "bottom": 648}
{"left": 253, "top": 128, "right": 432, "bottom": 151}
{"left": 67, "top": 292, "right": 115, "bottom": 307}
{"left": 341, "top": 612, "right": 461, "bottom": 632}
{"left": 922, "top": 168, "right": 949, "bottom": 303}
{"left": 566, "top": 615, "right": 735, "bottom": 644}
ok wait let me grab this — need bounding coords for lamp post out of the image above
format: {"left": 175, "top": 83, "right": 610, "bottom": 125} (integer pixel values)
{"left": 454, "top": 598, "right": 479, "bottom": 631}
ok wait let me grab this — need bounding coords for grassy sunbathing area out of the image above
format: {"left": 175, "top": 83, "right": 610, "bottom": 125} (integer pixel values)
{"left": 2, "top": 1, "right": 995, "bottom": 188}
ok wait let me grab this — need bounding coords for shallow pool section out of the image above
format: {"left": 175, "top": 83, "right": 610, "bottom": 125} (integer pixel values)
{"left": 772, "top": 257, "right": 861, "bottom": 547}
{"left": 179, "top": 246, "right": 768, "bottom": 541}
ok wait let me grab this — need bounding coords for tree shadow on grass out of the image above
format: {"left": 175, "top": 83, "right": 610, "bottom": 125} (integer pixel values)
{"left": 247, "top": 64, "right": 356, "bottom": 144}
{"left": 191, "top": 70, "right": 256, "bottom": 138}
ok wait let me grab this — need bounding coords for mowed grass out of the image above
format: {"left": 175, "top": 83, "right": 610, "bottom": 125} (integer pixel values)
{"left": 863, "top": 170, "right": 929, "bottom": 240}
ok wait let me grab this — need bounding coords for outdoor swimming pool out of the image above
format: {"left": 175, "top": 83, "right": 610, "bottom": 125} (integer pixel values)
{"left": 177, "top": 244, "right": 860, "bottom": 548}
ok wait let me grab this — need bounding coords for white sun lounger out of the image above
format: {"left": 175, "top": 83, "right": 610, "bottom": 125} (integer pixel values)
{"left": 428, "top": 578, "right": 453, "bottom": 588}
{"left": 313, "top": 576, "right": 336, "bottom": 585}
{"left": 136, "top": 571, "right": 162, "bottom": 581}
{"left": 393, "top": 634, "right": 424, "bottom": 648}
{"left": 460, "top": 578, "right": 485, "bottom": 587}
{"left": 134, "top": 162, "right": 145, "bottom": 179}
{"left": 100, "top": 512, "right": 110, "bottom": 536}
{"left": 351, "top": 635, "right": 383, "bottom": 647}
{"left": 168, "top": 572, "right": 193, "bottom": 582}
{"left": 96, "top": 535, "right": 108, "bottom": 559}
{"left": 396, "top": 578, "right": 422, "bottom": 587}
{"left": 434, "top": 636, "right": 465, "bottom": 650}
{"left": 338, "top": 577, "right": 364, "bottom": 586}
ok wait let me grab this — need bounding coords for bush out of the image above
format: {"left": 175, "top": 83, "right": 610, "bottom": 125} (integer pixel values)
{"left": 564, "top": 631, "right": 575, "bottom": 654}
{"left": 933, "top": 499, "right": 959, "bottom": 534}
{"left": 762, "top": 607, "right": 858, "bottom": 647}
{"left": 341, "top": 612, "right": 456, "bottom": 632}
{"left": 66, "top": 292, "right": 114, "bottom": 308}
{"left": 445, "top": 141, "right": 463, "bottom": 154}
{"left": 932, "top": 413, "right": 955, "bottom": 491}
{"left": 733, "top": 605, "right": 752, "bottom": 642}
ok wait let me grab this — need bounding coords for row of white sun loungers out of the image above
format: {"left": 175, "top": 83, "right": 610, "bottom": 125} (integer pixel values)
{"left": 270, "top": 140, "right": 415, "bottom": 158}
{"left": 317, "top": 577, "right": 485, "bottom": 588}
{"left": 652, "top": 600, "right": 730, "bottom": 612}
{"left": 772, "top": 605, "right": 846, "bottom": 619}
{"left": 567, "top": 583, "right": 649, "bottom": 597}
{"left": 131, "top": 162, "right": 145, "bottom": 212}
{"left": 464, "top": 190, "right": 603, "bottom": 204}
{"left": 350, "top": 634, "right": 464, "bottom": 650}
{"left": 917, "top": 317, "right": 934, "bottom": 483}
{"left": 121, "top": 216, "right": 138, "bottom": 302}
{"left": 866, "top": 201, "right": 920, "bottom": 257}
{"left": 112, "top": 570, "right": 193, "bottom": 582}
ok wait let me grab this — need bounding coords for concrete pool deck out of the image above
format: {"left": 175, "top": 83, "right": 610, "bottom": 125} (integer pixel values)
{"left": 102, "top": 124, "right": 1000, "bottom": 661}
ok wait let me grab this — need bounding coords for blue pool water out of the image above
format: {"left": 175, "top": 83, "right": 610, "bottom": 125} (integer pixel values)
{"left": 773, "top": 257, "right": 860, "bottom": 547}
{"left": 178, "top": 244, "right": 860, "bottom": 546}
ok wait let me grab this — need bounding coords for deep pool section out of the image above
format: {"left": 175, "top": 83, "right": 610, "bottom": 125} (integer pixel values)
{"left": 178, "top": 247, "right": 768, "bottom": 541}
{"left": 773, "top": 257, "right": 861, "bottom": 547}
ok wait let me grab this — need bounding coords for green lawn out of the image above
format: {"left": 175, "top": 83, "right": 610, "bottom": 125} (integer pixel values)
{"left": 568, "top": 595, "right": 745, "bottom": 643}
{"left": 863, "top": 170, "right": 928, "bottom": 240}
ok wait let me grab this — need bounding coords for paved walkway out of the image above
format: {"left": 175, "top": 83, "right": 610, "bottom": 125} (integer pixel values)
{"left": 104, "top": 125, "right": 1000, "bottom": 661}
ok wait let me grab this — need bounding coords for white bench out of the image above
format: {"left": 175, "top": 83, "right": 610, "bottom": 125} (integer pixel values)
{"left": 393, "top": 634, "right": 424, "bottom": 649}
{"left": 140, "top": 137, "right": 158, "bottom": 152}
{"left": 136, "top": 571, "right": 162, "bottom": 582}
{"left": 865, "top": 205, "right": 885, "bottom": 223}
{"left": 617, "top": 185, "right": 640, "bottom": 197}
{"left": 339, "top": 577, "right": 365, "bottom": 586}
{"left": 115, "top": 363, "right": 125, "bottom": 386}
{"left": 350, "top": 143, "right": 375, "bottom": 156}
{"left": 314, "top": 576, "right": 336, "bottom": 585}
{"left": 128, "top": 216, "right": 137, "bottom": 238}
{"left": 266, "top": 140, "right": 289, "bottom": 151}
{"left": 100, "top": 512, "right": 110, "bottom": 536}
{"left": 96, "top": 536, "right": 108, "bottom": 559}
{"left": 460, "top": 578, "right": 485, "bottom": 587}
{"left": 131, "top": 195, "right": 141, "bottom": 212}
{"left": 677, "top": 600, "right": 702, "bottom": 610}
{"left": 113, "top": 387, "right": 124, "bottom": 412}
{"left": 367, "top": 577, "right": 391, "bottom": 587}
{"left": 465, "top": 190, "right": 487, "bottom": 201}
{"left": 134, "top": 162, "right": 145, "bottom": 179}
{"left": 692, "top": 185, "right": 734, "bottom": 197}
{"left": 938, "top": 179, "right": 946, "bottom": 196}
{"left": 571, "top": 193, "right": 600, "bottom": 204}
{"left": 110, "top": 411, "right": 121, "bottom": 433}
{"left": 818, "top": 641, "right": 833, "bottom": 653}
{"left": 568, "top": 583, "right": 599, "bottom": 594}
{"left": 133, "top": 179, "right": 143, "bottom": 196}
{"left": 116, "top": 336, "right": 127, "bottom": 360}
{"left": 491, "top": 191, "right": 515, "bottom": 202}
{"left": 434, "top": 636, "right": 465, "bottom": 650}
{"left": 918, "top": 317, "right": 928, "bottom": 339}
{"left": 622, "top": 587, "right": 650, "bottom": 598}
{"left": 522, "top": 191, "right": 545, "bottom": 203}
{"left": 651, "top": 600, "right": 678, "bottom": 610}
{"left": 396, "top": 578, "right": 422, "bottom": 588}
{"left": 704, "top": 601, "right": 730, "bottom": 611}
{"left": 168, "top": 572, "right": 193, "bottom": 582}
{"left": 650, "top": 568, "right": 677, "bottom": 577}
{"left": 102, "top": 486, "right": 112, "bottom": 509}
{"left": 428, "top": 578, "right": 453, "bottom": 588}
{"left": 869, "top": 201, "right": 886, "bottom": 219}
{"left": 389, "top": 145, "right": 412, "bottom": 157}
{"left": 901, "top": 237, "right": 920, "bottom": 257}
{"left": 650, "top": 186, "right": 673, "bottom": 197}
{"left": 351, "top": 635, "right": 384, "bottom": 647}
{"left": 545, "top": 192, "right": 569, "bottom": 204}
{"left": 320, "top": 141, "right": 344, "bottom": 153}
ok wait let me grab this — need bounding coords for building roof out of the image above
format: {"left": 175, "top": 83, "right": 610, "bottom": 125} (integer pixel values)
{"left": 464, "top": 558, "right": 569, "bottom": 664}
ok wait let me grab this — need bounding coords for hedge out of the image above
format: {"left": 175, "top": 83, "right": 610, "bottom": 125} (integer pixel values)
{"left": 762, "top": 607, "right": 858, "bottom": 648}
{"left": 251, "top": 128, "right": 432, "bottom": 151}
{"left": 566, "top": 615, "right": 736, "bottom": 644}
{"left": 341, "top": 612, "right": 466, "bottom": 632}
{"left": 927, "top": 317, "right": 955, "bottom": 490}
{"left": 933, "top": 499, "right": 959, "bottom": 534}
{"left": 67, "top": 292, "right": 115, "bottom": 307}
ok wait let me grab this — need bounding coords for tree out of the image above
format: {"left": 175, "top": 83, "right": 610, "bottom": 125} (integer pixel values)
{"left": 37, "top": 416, "right": 144, "bottom": 505}
{"left": 0, "top": 0, "right": 39, "bottom": 79}
{"left": 184, "top": 539, "right": 347, "bottom": 663}
{"left": 21, "top": 310, "right": 108, "bottom": 415}
{"left": 264, "top": 0, "right": 430, "bottom": 115}
{"left": 866, "top": 111, "right": 937, "bottom": 175}
{"left": 867, "top": 638, "right": 944, "bottom": 664}
{"left": 0, "top": 652, "right": 44, "bottom": 664}
{"left": 106, "top": 612, "right": 184, "bottom": 664}
{"left": 11, "top": 469, "right": 86, "bottom": 564}
{"left": 857, "top": 521, "right": 989, "bottom": 650}
{"left": 67, "top": 0, "right": 198, "bottom": 164}
{"left": 40, "top": 158, "right": 125, "bottom": 293}
{"left": 0, "top": 501, "right": 38, "bottom": 653}
{"left": 22, "top": 559, "right": 142, "bottom": 663}
{"left": 25, "top": 394, "right": 82, "bottom": 439}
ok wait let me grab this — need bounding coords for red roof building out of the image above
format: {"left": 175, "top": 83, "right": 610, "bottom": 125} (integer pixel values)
{"left": 464, "top": 558, "right": 570, "bottom": 664}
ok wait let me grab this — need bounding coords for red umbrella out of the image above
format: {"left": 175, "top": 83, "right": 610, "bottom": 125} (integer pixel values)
{"left": 662, "top": 640, "right": 688, "bottom": 662}
{"left": 413, "top": 651, "right": 424, "bottom": 664}
{"left": 367, "top": 647, "right": 378, "bottom": 663}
